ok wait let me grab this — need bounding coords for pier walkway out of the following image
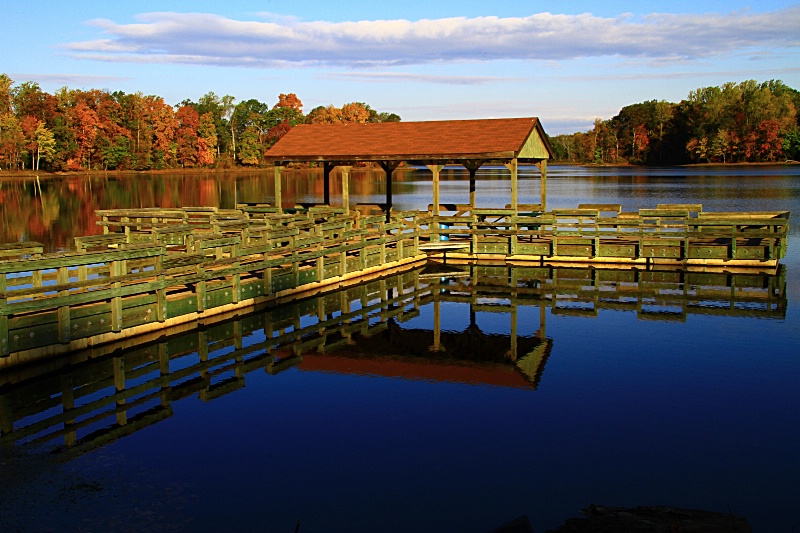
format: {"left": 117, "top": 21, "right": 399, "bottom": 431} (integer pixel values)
{"left": 0, "top": 202, "right": 788, "bottom": 365}
{"left": 0, "top": 116, "right": 791, "bottom": 367}
{"left": 1, "top": 205, "right": 423, "bottom": 361}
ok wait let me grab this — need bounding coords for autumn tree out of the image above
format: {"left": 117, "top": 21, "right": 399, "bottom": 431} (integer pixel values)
{"left": 146, "top": 97, "right": 177, "bottom": 169}
{"left": 0, "top": 113, "right": 24, "bottom": 169}
{"left": 69, "top": 101, "right": 99, "bottom": 169}
{"left": 306, "top": 105, "right": 341, "bottom": 124}
{"left": 175, "top": 105, "right": 201, "bottom": 167}
{"left": 341, "top": 102, "right": 371, "bottom": 123}
{"left": 197, "top": 112, "right": 217, "bottom": 166}
{"left": 267, "top": 93, "right": 304, "bottom": 146}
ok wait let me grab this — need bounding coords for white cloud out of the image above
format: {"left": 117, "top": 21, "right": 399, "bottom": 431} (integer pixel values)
{"left": 319, "top": 71, "right": 523, "bottom": 85}
{"left": 63, "top": 8, "right": 800, "bottom": 68}
{"left": 11, "top": 73, "right": 132, "bottom": 86}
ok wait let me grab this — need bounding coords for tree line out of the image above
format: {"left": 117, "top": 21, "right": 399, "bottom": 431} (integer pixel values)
{"left": 3, "top": 74, "right": 798, "bottom": 171}
{"left": 549, "top": 80, "right": 800, "bottom": 164}
{"left": 0, "top": 73, "right": 400, "bottom": 172}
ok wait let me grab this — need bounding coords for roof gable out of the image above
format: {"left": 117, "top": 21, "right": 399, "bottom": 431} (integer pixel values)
{"left": 265, "top": 117, "right": 554, "bottom": 163}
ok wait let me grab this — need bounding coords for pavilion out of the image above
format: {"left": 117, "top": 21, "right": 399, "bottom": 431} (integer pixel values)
{"left": 263, "top": 117, "right": 554, "bottom": 215}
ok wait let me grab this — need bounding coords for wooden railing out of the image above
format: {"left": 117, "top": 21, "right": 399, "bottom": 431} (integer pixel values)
{"left": 1, "top": 206, "right": 423, "bottom": 357}
{"left": 0, "top": 203, "right": 791, "bottom": 358}
{"left": 422, "top": 204, "right": 789, "bottom": 263}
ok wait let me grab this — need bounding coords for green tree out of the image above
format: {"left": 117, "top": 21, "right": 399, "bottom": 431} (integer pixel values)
{"left": 0, "top": 73, "right": 14, "bottom": 115}
{"left": 0, "top": 113, "right": 24, "bottom": 169}
{"left": 782, "top": 128, "right": 800, "bottom": 160}
{"left": 238, "top": 127, "right": 262, "bottom": 166}
{"left": 34, "top": 122, "right": 56, "bottom": 170}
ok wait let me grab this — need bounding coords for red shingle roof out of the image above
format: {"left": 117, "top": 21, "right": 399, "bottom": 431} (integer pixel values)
{"left": 265, "top": 117, "right": 553, "bottom": 163}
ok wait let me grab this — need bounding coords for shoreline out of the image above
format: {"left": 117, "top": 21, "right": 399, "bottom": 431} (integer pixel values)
{"left": 0, "top": 160, "right": 798, "bottom": 179}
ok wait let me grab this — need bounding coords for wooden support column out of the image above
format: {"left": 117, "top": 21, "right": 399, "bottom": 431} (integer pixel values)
{"left": 536, "top": 159, "right": 548, "bottom": 212}
{"left": 340, "top": 166, "right": 351, "bottom": 214}
{"left": 426, "top": 164, "right": 444, "bottom": 215}
{"left": 427, "top": 164, "right": 444, "bottom": 242}
{"left": 111, "top": 259, "right": 126, "bottom": 332}
{"left": 323, "top": 162, "right": 334, "bottom": 205}
{"left": 273, "top": 165, "right": 284, "bottom": 213}
{"left": 379, "top": 161, "right": 401, "bottom": 222}
{"left": 505, "top": 158, "right": 519, "bottom": 211}
{"left": 57, "top": 266, "right": 70, "bottom": 343}
{"left": 463, "top": 160, "right": 483, "bottom": 209}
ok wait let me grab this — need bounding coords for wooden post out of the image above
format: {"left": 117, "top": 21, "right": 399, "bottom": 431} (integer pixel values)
{"left": 57, "top": 266, "right": 70, "bottom": 343}
{"left": 427, "top": 164, "right": 443, "bottom": 215}
{"left": 0, "top": 315, "right": 7, "bottom": 357}
{"left": 274, "top": 165, "right": 284, "bottom": 213}
{"left": 111, "top": 259, "right": 125, "bottom": 332}
{"left": 323, "top": 162, "right": 334, "bottom": 205}
{"left": 463, "top": 160, "right": 483, "bottom": 210}
{"left": 340, "top": 166, "right": 351, "bottom": 214}
{"left": 505, "top": 158, "right": 518, "bottom": 211}
{"left": 379, "top": 161, "right": 401, "bottom": 222}
{"left": 427, "top": 164, "right": 444, "bottom": 242}
{"left": 536, "top": 159, "right": 547, "bottom": 212}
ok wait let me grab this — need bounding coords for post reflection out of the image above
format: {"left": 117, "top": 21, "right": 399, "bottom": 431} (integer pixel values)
{"left": 0, "top": 263, "right": 785, "bottom": 455}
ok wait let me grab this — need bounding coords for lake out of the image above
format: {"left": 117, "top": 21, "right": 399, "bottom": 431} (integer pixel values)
{"left": 1, "top": 165, "right": 799, "bottom": 532}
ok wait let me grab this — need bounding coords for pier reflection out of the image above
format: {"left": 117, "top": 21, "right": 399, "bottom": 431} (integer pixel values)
{"left": 0, "top": 263, "right": 786, "bottom": 455}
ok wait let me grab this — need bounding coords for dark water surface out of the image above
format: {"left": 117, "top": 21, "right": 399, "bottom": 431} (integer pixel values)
{"left": 1, "top": 165, "right": 799, "bottom": 532}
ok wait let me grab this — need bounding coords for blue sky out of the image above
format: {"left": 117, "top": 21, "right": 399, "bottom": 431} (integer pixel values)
{"left": 3, "top": 1, "right": 799, "bottom": 134}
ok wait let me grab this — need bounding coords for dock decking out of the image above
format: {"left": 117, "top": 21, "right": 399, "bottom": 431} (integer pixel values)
{"left": 423, "top": 203, "right": 788, "bottom": 266}
{"left": 1, "top": 205, "right": 423, "bottom": 360}
{"left": 0, "top": 203, "right": 790, "bottom": 364}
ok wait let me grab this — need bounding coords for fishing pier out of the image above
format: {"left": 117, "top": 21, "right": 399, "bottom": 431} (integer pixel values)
{"left": 0, "top": 117, "right": 790, "bottom": 366}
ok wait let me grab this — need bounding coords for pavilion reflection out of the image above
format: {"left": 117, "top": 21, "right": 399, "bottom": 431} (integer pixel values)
{"left": 0, "top": 263, "right": 786, "bottom": 455}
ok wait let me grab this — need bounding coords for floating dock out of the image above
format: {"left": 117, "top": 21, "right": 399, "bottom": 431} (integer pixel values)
{"left": 422, "top": 202, "right": 788, "bottom": 267}
{"left": 0, "top": 202, "right": 788, "bottom": 365}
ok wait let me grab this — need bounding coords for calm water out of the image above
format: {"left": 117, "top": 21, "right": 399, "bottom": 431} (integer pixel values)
{"left": 1, "top": 165, "right": 799, "bottom": 532}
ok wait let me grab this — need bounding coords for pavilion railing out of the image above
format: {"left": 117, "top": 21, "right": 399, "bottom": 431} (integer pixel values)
{"left": 422, "top": 203, "right": 789, "bottom": 263}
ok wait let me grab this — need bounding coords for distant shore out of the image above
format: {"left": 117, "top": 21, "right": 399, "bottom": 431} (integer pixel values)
{"left": 0, "top": 160, "right": 797, "bottom": 180}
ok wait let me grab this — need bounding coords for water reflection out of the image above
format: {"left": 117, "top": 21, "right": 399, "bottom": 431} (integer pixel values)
{"left": 5, "top": 165, "right": 798, "bottom": 252}
{"left": 0, "top": 263, "right": 785, "bottom": 454}
{"left": 0, "top": 169, "right": 414, "bottom": 252}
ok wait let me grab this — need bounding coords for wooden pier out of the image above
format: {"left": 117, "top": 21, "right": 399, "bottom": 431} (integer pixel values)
{"left": 422, "top": 203, "right": 788, "bottom": 267}
{"left": 0, "top": 201, "right": 789, "bottom": 365}
{"left": 0, "top": 205, "right": 424, "bottom": 362}
{"left": 0, "top": 119, "right": 791, "bottom": 367}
